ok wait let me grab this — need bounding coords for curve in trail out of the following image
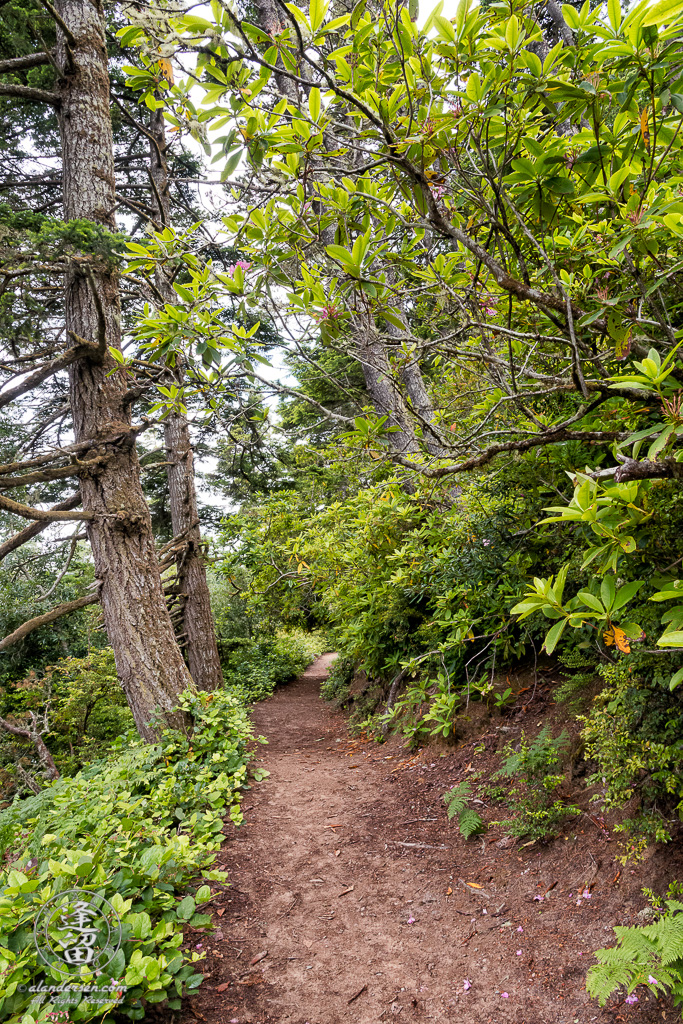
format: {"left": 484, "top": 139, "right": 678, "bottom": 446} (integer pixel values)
{"left": 184, "top": 655, "right": 665, "bottom": 1024}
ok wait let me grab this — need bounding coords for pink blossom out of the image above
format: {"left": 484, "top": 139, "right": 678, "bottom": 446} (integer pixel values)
{"left": 407, "top": 916, "right": 415, "bottom": 924}
{"left": 516, "top": 950, "right": 522, "bottom": 956}
{"left": 227, "top": 261, "right": 252, "bottom": 276}
{"left": 517, "top": 926, "right": 523, "bottom": 932}
{"left": 624, "top": 994, "right": 638, "bottom": 1004}
{"left": 463, "top": 979, "right": 471, "bottom": 991}
{"left": 501, "top": 992, "right": 509, "bottom": 998}
{"left": 533, "top": 895, "right": 544, "bottom": 901}
{"left": 648, "top": 975, "right": 658, "bottom": 985}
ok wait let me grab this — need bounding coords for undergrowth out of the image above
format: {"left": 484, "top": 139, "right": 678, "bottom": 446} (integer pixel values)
{"left": 493, "top": 727, "right": 580, "bottom": 841}
{"left": 587, "top": 888, "right": 683, "bottom": 1013}
{"left": 0, "top": 689, "right": 260, "bottom": 1022}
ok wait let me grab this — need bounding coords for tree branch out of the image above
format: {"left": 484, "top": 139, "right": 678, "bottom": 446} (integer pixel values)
{"left": 0, "top": 82, "right": 59, "bottom": 105}
{"left": 0, "top": 712, "right": 60, "bottom": 780}
{"left": 613, "top": 456, "right": 683, "bottom": 483}
{"left": 0, "top": 491, "right": 92, "bottom": 522}
{"left": 0, "top": 589, "right": 101, "bottom": 653}
{"left": 0, "top": 340, "right": 99, "bottom": 410}
{"left": 0, "top": 52, "right": 52, "bottom": 73}
{"left": 0, "top": 493, "right": 81, "bottom": 561}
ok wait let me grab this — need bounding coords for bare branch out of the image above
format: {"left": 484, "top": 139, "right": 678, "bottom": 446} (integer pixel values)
{"left": 0, "top": 52, "right": 52, "bottom": 73}
{"left": 0, "top": 712, "right": 59, "bottom": 780}
{"left": 0, "top": 588, "right": 100, "bottom": 653}
{"left": 0, "top": 340, "right": 99, "bottom": 410}
{"left": 0, "top": 82, "right": 59, "bottom": 105}
{"left": 0, "top": 492, "right": 92, "bottom": 522}
{"left": 0, "top": 492, "right": 81, "bottom": 561}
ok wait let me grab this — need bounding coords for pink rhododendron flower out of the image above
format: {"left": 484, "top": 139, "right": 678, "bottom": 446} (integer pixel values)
{"left": 624, "top": 994, "right": 638, "bottom": 1004}
{"left": 516, "top": 950, "right": 522, "bottom": 955}
{"left": 501, "top": 992, "right": 509, "bottom": 998}
{"left": 227, "top": 261, "right": 252, "bottom": 276}
{"left": 648, "top": 975, "right": 658, "bottom": 985}
{"left": 463, "top": 980, "right": 471, "bottom": 991}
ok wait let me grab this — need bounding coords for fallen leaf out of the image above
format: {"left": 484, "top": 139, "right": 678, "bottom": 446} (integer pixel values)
{"left": 338, "top": 886, "right": 355, "bottom": 897}
{"left": 446, "top": 887, "right": 453, "bottom": 896}
{"left": 217, "top": 908, "right": 225, "bottom": 917}
{"left": 250, "top": 951, "right": 268, "bottom": 965}
{"left": 214, "top": 982, "right": 230, "bottom": 993}
{"left": 466, "top": 882, "right": 483, "bottom": 889}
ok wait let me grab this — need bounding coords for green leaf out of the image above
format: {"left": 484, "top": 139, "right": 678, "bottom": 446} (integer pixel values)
{"left": 309, "top": 0, "right": 326, "bottom": 30}
{"left": 309, "top": 87, "right": 321, "bottom": 121}
{"left": 600, "top": 575, "right": 616, "bottom": 612}
{"left": 657, "top": 631, "right": 683, "bottom": 646}
{"left": 325, "top": 243, "right": 354, "bottom": 265}
{"left": 577, "top": 591, "right": 604, "bottom": 613}
{"left": 382, "top": 309, "right": 406, "bottom": 331}
{"left": 642, "top": 0, "right": 683, "bottom": 24}
{"left": 350, "top": 0, "right": 367, "bottom": 28}
{"left": 669, "top": 666, "right": 683, "bottom": 689}
{"left": 176, "top": 895, "right": 196, "bottom": 920}
{"left": 608, "top": 0, "right": 622, "bottom": 28}
{"left": 543, "top": 618, "right": 567, "bottom": 655}
{"left": 458, "top": 808, "right": 484, "bottom": 838}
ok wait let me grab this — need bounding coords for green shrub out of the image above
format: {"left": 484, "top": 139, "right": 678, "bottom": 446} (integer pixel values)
{"left": 0, "top": 687, "right": 257, "bottom": 1023}
{"left": 221, "top": 628, "right": 327, "bottom": 703}
{"left": 580, "top": 660, "right": 683, "bottom": 829}
{"left": 587, "top": 896, "right": 683, "bottom": 1013}
{"left": 493, "top": 727, "right": 580, "bottom": 841}
{"left": 320, "top": 655, "right": 353, "bottom": 704}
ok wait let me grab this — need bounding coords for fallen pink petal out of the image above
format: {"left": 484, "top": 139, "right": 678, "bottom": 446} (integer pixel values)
{"left": 463, "top": 980, "right": 472, "bottom": 991}
{"left": 624, "top": 994, "right": 638, "bottom": 1004}
{"left": 516, "top": 950, "right": 522, "bottom": 955}
{"left": 501, "top": 992, "right": 509, "bottom": 998}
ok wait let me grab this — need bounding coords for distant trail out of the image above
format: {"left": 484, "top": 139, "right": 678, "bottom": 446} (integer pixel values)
{"left": 183, "top": 655, "right": 671, "bottom": 1024}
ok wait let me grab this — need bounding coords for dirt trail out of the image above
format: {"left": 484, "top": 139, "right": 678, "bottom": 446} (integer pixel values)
{"left": 183, "top": 655, "right": 678, "bottom": 1024}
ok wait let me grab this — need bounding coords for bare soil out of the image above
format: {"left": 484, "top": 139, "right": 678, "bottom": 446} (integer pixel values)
{"left": 180, "top": 655, "right": 683, "bottom": 1024}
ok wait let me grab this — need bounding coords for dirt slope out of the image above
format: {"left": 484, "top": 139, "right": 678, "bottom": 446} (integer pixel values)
{"left": 180, "top": 655, "right": 680, "bottom": 1024}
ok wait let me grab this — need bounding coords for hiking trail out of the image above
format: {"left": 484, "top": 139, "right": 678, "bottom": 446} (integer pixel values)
{"left": 182, "top": 655, "right": 676, "bottom": 1024}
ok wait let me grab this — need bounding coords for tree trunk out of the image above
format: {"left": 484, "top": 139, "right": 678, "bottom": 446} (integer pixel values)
{"left": 56, "top": 0, "right": 193, "bottom": 741}
{"left": 148, "top": 106, "right": 224, "bottom": 692}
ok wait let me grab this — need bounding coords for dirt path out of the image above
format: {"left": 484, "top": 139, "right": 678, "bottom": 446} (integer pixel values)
{"left": 183, "top": 655, "right": 678, "bottom": 1024}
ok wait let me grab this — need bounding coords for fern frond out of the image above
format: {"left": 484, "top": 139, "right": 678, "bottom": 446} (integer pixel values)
{"left": 587, "top": 905, "right": 683, "bottom": 1009}
{"left": 459, "top": 808, "right": 484, "bottom": 838}
{"left": 443, "top": 780, "right": 471, "bottom": 820}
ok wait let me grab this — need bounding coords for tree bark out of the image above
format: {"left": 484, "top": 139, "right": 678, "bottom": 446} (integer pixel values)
{"left": 148, "top": 105, "right": 224, "bottom": 692}
{"left": 55, "top": 0, "right": 193, "bottom": 741}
